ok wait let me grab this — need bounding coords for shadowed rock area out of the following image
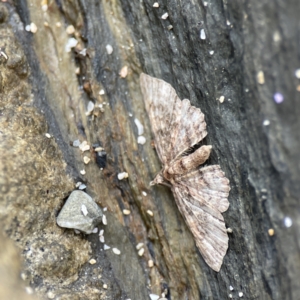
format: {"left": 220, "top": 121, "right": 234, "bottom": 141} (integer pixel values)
{"left": 0, "top": 0, "right": 299, "bottom": 299}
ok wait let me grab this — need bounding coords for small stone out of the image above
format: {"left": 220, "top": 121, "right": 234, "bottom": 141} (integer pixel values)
{"left": 257, "top": 71, "right": 265, "bottom": 85}
{"left": 137, "top": 136, "right": 146, "bottom": 145}
{"left": 226, "top": 228, "right": 233, "bottom": 233}
{"left": 119, "top": 66, "right": 128, "bottom": 78}
{"left": 136, "top": 243, "right": 144, "bottom": 250}
{"left": 149, "top": 294, "right": 160, "bottom": 300}
{"left": 21, "top": 272, "right": 27, "bottom": 281}
{"left": 239, "top": 292, "right": 243, "bottom": 297}
{"left": 148, "top": 259, "right": 154, "bottom": 268}
{"left": 99, "top": 229, "right": 104, "bottom": 236}
{"left": 295, "top": 69, "right": 300, "bottom": 79}
{"left": 123, "top": 209, "right": 131, "bottom": 215}
{"left": 284, "top": 216, "right": 292, "bottom": 228}
{"left": 56, "top": 190, "right": 103, "bottom": 234}
{"left": 273, "top": 92, "right": 284, "bottom": 104}
{"left": 147, "top": 210, "right": 154, "bottom": 217}
{"left": 167, "top": 25, "right": 173, "bottom": 30}
{"left": 66, "top": 25, "right": 75, "bottom": 35}
{"left": 74, "top": 229, "right": 80, "bottom": 234}
{"left": 103, "top": 207, "right": 107, "bottom": 212}
{"left": 138, "top": 248, "right": 145, "bottom": 256}
{"left": 80, "top": 169, "right": 86, "bottom": 175}
{"left": 268, "top": 228, "right": 275, "bottom": 236}
{"left": 92, "top": 227, "right": 98, "bottom": 233}
{"left": 104, "top": 244, "right": 110, "bottom": 250}
{"left": 209, "top": 50, "right": 214, "bottom": 55}
{"left": 89, "top": 258, "right": 97, "bottom": 265}
{"left": 103, "top": 284, "right": 108, "bottom": 289}
{"left": 219, "top": 96, "right": 225, "bottom": 103}
{"left": 87, "top": 101, "right": 95, "bottom": 112}
{"left": 79, "top": 141, "right": 90, "bottom": 152}
{"left": 118, "top": 172, "right": 129, "bottom": 180}
{"left": 47, "top": 291, "right": 55, "bottom": 299}
{"left": 30, "top": 22, "right": 37, "bottom": 33}
{"left": 100, "top": 235, "right": 105, "bottom": 243}
{"left": 229, "top": 285, "right": 234, "bottom": 291}
{"left": 83, "top": 156, "right": 91, "bottom": 164}
{"left": 102, "top": 215, "right": 107, "bottom": 225}
{"left": 45, "top": 133, "right": 51, "bottom": 138}
{"left": 81, "top": 204, "right": 88, "bottom": 216}
{"left": 153, "top": 2, "right": 159, "bottom": 7}
{"left": 112, "top": 248, "right": 121, "bottom": 255}
{"left": 134, "top": 118, "right": 144, "bottom": 135}
{"left": 200, "top": 29, "right": 206, "bottom": 40}
{"left": 25, "top": 287, "right": 33, "bottom": 294}
{"left": 73, "top": 139, "right": 80, "bottom": 147}
{"left": 204, "top": 1, "right": 208, "bottom": 6}
{"left": 99, "top": 89, "right": 105, "bottom": 95}
{"left": 263, "top": 120, "right": 270, "bottom": 126}
{"left": 229, "top": 294, "right": 233, "bottom": 299}
{"left": 142, "top": 191, "right": 147, "bottom": 196}
{"left": 65, "top": 37, "right": 78, "bottom": 52}
{"left": 78, "top": 184, "right": 87, "bottom": 190}
{"left": 161, "top": 13, "right": 168, "bottom": 20}
{"left": 106, "top": 44, "right": 113, "bottom": 55}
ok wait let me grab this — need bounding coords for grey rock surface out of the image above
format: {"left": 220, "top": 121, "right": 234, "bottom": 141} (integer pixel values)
{"left": 57, "top": 190, "right": 103, "bottom": 234}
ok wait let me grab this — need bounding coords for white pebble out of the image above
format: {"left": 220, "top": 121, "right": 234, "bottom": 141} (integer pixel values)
{"left": 81, "top": 204, "right": 88, "bottom": 216}
{"left": 257, "top": 71, "right": 265, "bottom": 85}
{"left": 99, "top": 235, "right": 105, "bottom": 243}
{"left": 106, "top": 44, "right": 113, "bottom": 55}
{"left": 148, "top": 259, "right": 154, "bottom": 267}
{"left": 147, "top": 210, "right": 154, "bottom": 217}
{"left": 118, "top": 172, "right": 129, "bottom": 180}
{"left": 227, "top": 228, "right": 233, "bottom": 233}
{"left": 138, "top": 248, "right": 145, "bottom": 256}
{"left": 204, "top": 1, "right": 208, "bottom": 6}
{"left": 219, "top": 95, "right": 225, "bottom": 103}
{"left": 83, "top": 156, "right": 91, "bottom": 164}
{"left": 104, "top": 244, "right": 110, "bottom": 250}
{"left": 78, "top": 184, "right": 87, "bottom": 190}
{"left": 209, "top": 50, "right": 214, "bottom": 55}
{"left": 149, "top": 294, "right": 160, "bottom": 300}
{"left": 89, "top": 258, "right": 97, "bottom": 265}
{"left": 136, "top": 242, "right": 144, "bottom": 250}
{"left": 161, "top": 13, "right": 168, "bottom": 20}
{"left": 92, "top": 227, "right": 98, "bottom": 233}
{"left": 102, "top": 215, "right": 107, "bottom": 225}
{"left": 123, "top": 209, "right": 131, "bottom": 215}
{"left": 153, "top": 2, "right": 159, "bottom": 7}
{"left": 134, "top": 118, "right": 144, "bottom": 135}
{"left": 229, "top": 294, "right": 232, "bottom": 299}
{"left": 229, "top": 285, "right": 234, "bottom": 291}
{"left": 66, "top": 25, "right": 75, "bottom": 35}
{"left": 137, "top": 136, "right": 146, "bottom": 145}
{"left": 142, "top": 191, "right": 147, "bottom": 196}
{"left": 99, "top": 89, "right": 105, "bottom": 95}
{"left": 103, "top": 207, "right": 107, "bottom": 212}
{"left": 30, "top": 22, "right": 37, "bottom": 33}
{"left": 99, "top": 229, "right": 104, "bottom": 236}
{"left": 25, "top": 287, "right": 33, "bottom": 294}
{"left": 47, "top": 291, "right": 55, "bottom": 299}
{"left": 65, "top": 37, "right": 78, "bottom": 52}
{"left": 263, "top": 120, "right": 270, "bottom": 126}
{"left": 284, "top": 216, "right": 292, "bottom": 228}
{"left": 87, "top": 101, "right": 95, "bottom": 112}
{"left": 45, "top": 133, "right": 51, "bottom": 138}
{"left": 295, "top": 69, "right": 300, "bottom": 79}
{"left": 119, "top": 66, "right": 128, "bottom": 78}
{"left": 80, "top": 169, "right": 86, "bottom": 175}
{"left": 200, "top": 29, "right": 206, "bottom": 40}
{"left": 73, "top": 139, "right": 80, "bottom": 147}
{"left": 239, "top": 292, "right": 243, "bottom": 297}
{"left": 112, "top": 248, "right": 121, "bottom": 255}
{"left": 79, "top": 141, "right": 90, "bottom": 152}
{"left": 103, "top": 284, "right": 108, "bottom": 289}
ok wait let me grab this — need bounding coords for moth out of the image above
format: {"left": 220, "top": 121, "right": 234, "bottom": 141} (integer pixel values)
{"left": 140, "top": 73, "right": 230, "bottom": 272}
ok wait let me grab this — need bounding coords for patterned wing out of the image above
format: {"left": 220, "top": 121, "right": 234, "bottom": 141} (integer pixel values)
{"left": 172, "top": 165, "right": 230, "bottom": 272}
{"left": 140, "top": 73, "right": 207, "bottom": 164}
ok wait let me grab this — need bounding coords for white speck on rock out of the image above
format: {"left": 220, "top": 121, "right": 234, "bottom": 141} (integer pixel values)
{"left": 149, "top": 294, "right": 160, "bottom": 300}
{"left": 219, "top": 96, "right": 225, "bottom": 103}
{"left": 295, "top": 69, "right": 300, "bottom": 79}
{"left": 102, "top": 215, "right": 107, "bottom": 225}
{"left": 138, "top": 248, "right": 145, "bottom": 256}
{"left": 161, "top": 13, "right": 169, "bottom": 20}
{"left": 263, "top": 120, "right": 270, "bottom": 126}
{"left": 137, "top": 136, "right": 146, "bottom": 145}
{"left": 148, "top": 259, "right": 154, "bottom": 267}
{"left": 87, "top": 101, "right": 95, "bottom": 112}
{"left": 89, "top": 258, "right": 97, "bottom": 265}
{"left": 134, "top": 118, "right": 144, "bottom": 135}
{"left": 65, "top": 37, "right": 78, "bottom": 52}
{"left": 80, "top": 169, "right": 86, "bottom": 175}
{"left": 226, "top": 228, "right": 233, "bottom": 233}
{"left": 103, "top": 284, "right": 108, "bottom": 289}
{"left": 100, "top": 235, "right": 105, "bottom": 243}
{"left": 123, "top": 209, "right": 131, "bottom": 215}
{"left": 257, "top": 71, "right": 265, "bottom": 84}
{"left": 136, "top": 243, "right": 144, "bottom": 250}
{"left": 209, "top": 50, "right": 214, "bottom": 55}
{"left": 119, "top": 66, "right": 128, "bottom": 78}
{"left": 83, "top": 156, "right": 91, "bottom": 165}
{"left": 239, "top": 292, "right": 243, "bottom": 297}
{"left": 99, "top": 89, "right": 105, "bottom": 95}
{"left": 229, "top": 285, "right": 234, "bottom": 291}
{"left": 106, "top": 44, "right": 113, "bottom": 55}
{"left": 153, "top": 2, "right": 159, "bottom": 7}
{"left": 147, "top": 210, "right": 154, "bottom": 217}
{"left": 78, "top": 183, "right": 86, "bottom": 190}
{"left": 99, "top": 229, "right": 104, "bottom": 236}
{"left": 73, "top": 139, "right": 80, "bottom": 147}
{"left": 79, "top": 141, "right": 90, "bottom": 152}
{"left": 66, "top": 25, "right": 75, "bottom": 35}
{"left": 142, "top": 191, "right": 147, "bottom": 196}
{"left": 284, "top": 216, "right": 292, "bottom": 228}
{"left": 200, "top": 29, "right": 206, "bottom": 40}
{"left": 92, "top": 227, "right": 98, "bottom": 233}
{"left": 118, "top": 172, "right": 129, "bottom": 180}
{"left": 47, "top": 291, "right": 55, "bottom": 299}
{"left": 112, "top": 248, "right": 121, "bottom": 255}
{"left": 104, "top": 244, "right": 110, "bottom": 250}
{"left": 81, "top": 204, "right": 88, "bottom": 216}
{"left": 25, "top": 287, "right": 33, "bottom": 294}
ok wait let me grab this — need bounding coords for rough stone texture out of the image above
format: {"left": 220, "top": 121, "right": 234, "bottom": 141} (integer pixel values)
{"left": 0, "top": 0, "right": 299, "bottom": 299}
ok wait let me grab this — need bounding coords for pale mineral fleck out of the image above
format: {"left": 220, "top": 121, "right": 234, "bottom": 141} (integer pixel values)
{"left": 89, "top": 258, "right": 97, "bottom": 265}
{"left": 219, "top": 96, "right": 225, "bottom": 103}
{"left": 30, "top": 22, "right": 37, "bottom": 33}
{"left": 161, "top": 13, "right": 168, "bottom": 20}
{"left": 134, "top": 118, "right": 144, "bottom": 135}
{"left": 92, "top": 227, "right": 98, "bottom": 233}
{"left": 104, "top": 244, "right": 110, "bottom": 250}
{"left": 123, "top": 209, "right": 131, "bottom": 215}
{"left": 200, "top": 29, "right": 206, "bottom": 40}
{"left": 268, "top": 228, "right": 274, "bottom": 236}
{"left": 103, "top": 284, "right": 108, "bottom": 289}
{"left": 25, "top": 287, "right": 33, "bottom": 294}
{"left": 66, "top": 25, "right": 75, "bottom": 35}
{"left": 263, "top": 120, "right": 270, "bottom": 126}
{"left": 148, "top": 259, "right": 154, "bottom": 267}
{"left": 81, "top": 204, "right": 88, "bottom": 216}
{"left": 204, "top": 1, "right": 208, "bottom": 6}
{"left": 119, "top": 66, "right": 128, "bottom": 78}
{"left": 106, "top": 44, "right": 113, "bottom": 55}
{"left": 295, "top": 69, "right": 300, "bottom": 79}
{"left": 153, "top": 2, "right": 159, "bottom": 7}
{"left": 209, "top": 50, "right": 214, "bottom": 55}
{"left": 45, "top": 133, "right": 51, "bottom": 138}
{"left": 47, "top": 291, "right": 55, "bottom": 299}
{"left": 257, "top": 71, "right": 265, "bottom": 84}
{"left": 74, "top": 229, "right": 80, "bottom": 234}
{"left": 73, "top": 139, "right": 80, "bottom": 147}
{"left": 147, "top": 210, "right": 154, "bottom": 217}
{"left": 100, "top": 235, "right": 105, "bottom": 243}
{"left": 118, "top": 172, "right": 129, "bottom": 180}
{"left": 138, "top": 248, "right": 145, "bottom": 256}
{"left": 229, "top": 294, "right": 232, "bottom": 299}
{"left": 78, "top": 183, "right": 87, "bottom": 190}
{"left": 284, "top": 216, "right": 292, "bottom": 228}
{"left": 95, "top": 146, "right": 104, "bottom": 152}
{"left": 99, "top": 229, "right": 104, "bottom": 236}
{"left": 149, "top": 294, "right": 160, "bottom": 300}
{"left": 21, "top": 272, "right": 27, "bottom": 281}
{"left": 229, "top": 285, "right": 234, "bottom": 291}
{"left": 136, "top": 243, "right": 144, "bottom": 250}
{"left": 41, "top": 4, "right": 48, "bottom": 12}
{"left": 79, "top": 141, "right": 90, "bottom": 152}
{"left": 80, "top": 169, "right": 86, "bottom": 175}
{"left": 103, "top": 207, "right": 107, "bottom": 212}
{"left": 226, "top": 228, "right": 233, "bottom": 233}
{"left": 83, "top": 156, "right": 91, "bottom": 164}
{"left": 65, "top": 37, "right": 78, "bottom": 52}
{"left": 142, "top": 191, "right": 147, "bottom": 196}
{"left": 137, "top": 136, "right": 146, "bottom": 145}
{"left": 102, "top": 215, "right": 107, "bottom": 225}
{"left": 112, "top": 248, "right": 121, "bottom": 255}
{"left": 274, "top": 92, "right": 284, "bottom": 104}
{"left": 87, "top": 101, "right": 95, "bottom": 112}
{"left": 239, "top": 292, "right": 243, "bottom": 297}
{"left": 56, "top": 22, "right": 61, "bottom": 27}
{"left": 99, "top": 89, "right": 105, "bottom": 95}
{"left": 167, "top": 25, "right": 173, "bottom": 30}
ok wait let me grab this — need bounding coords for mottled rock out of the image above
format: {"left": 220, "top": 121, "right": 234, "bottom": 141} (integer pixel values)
{"left": 57, "top": 191, "right": 103, "bottom": 234}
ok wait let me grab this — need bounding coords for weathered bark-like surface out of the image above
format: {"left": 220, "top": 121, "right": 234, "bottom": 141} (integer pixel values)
{"left": 0, "top": 0, "right": 299, "bottom": 299}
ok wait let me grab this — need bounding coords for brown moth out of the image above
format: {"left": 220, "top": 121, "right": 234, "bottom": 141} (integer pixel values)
{"left": 140, "top": 73, "right": 230, "bottom": 272}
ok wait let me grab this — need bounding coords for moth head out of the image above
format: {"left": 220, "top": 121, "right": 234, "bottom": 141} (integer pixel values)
{"left": 150, "top": 172, "right": 164, "bottom": 186}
